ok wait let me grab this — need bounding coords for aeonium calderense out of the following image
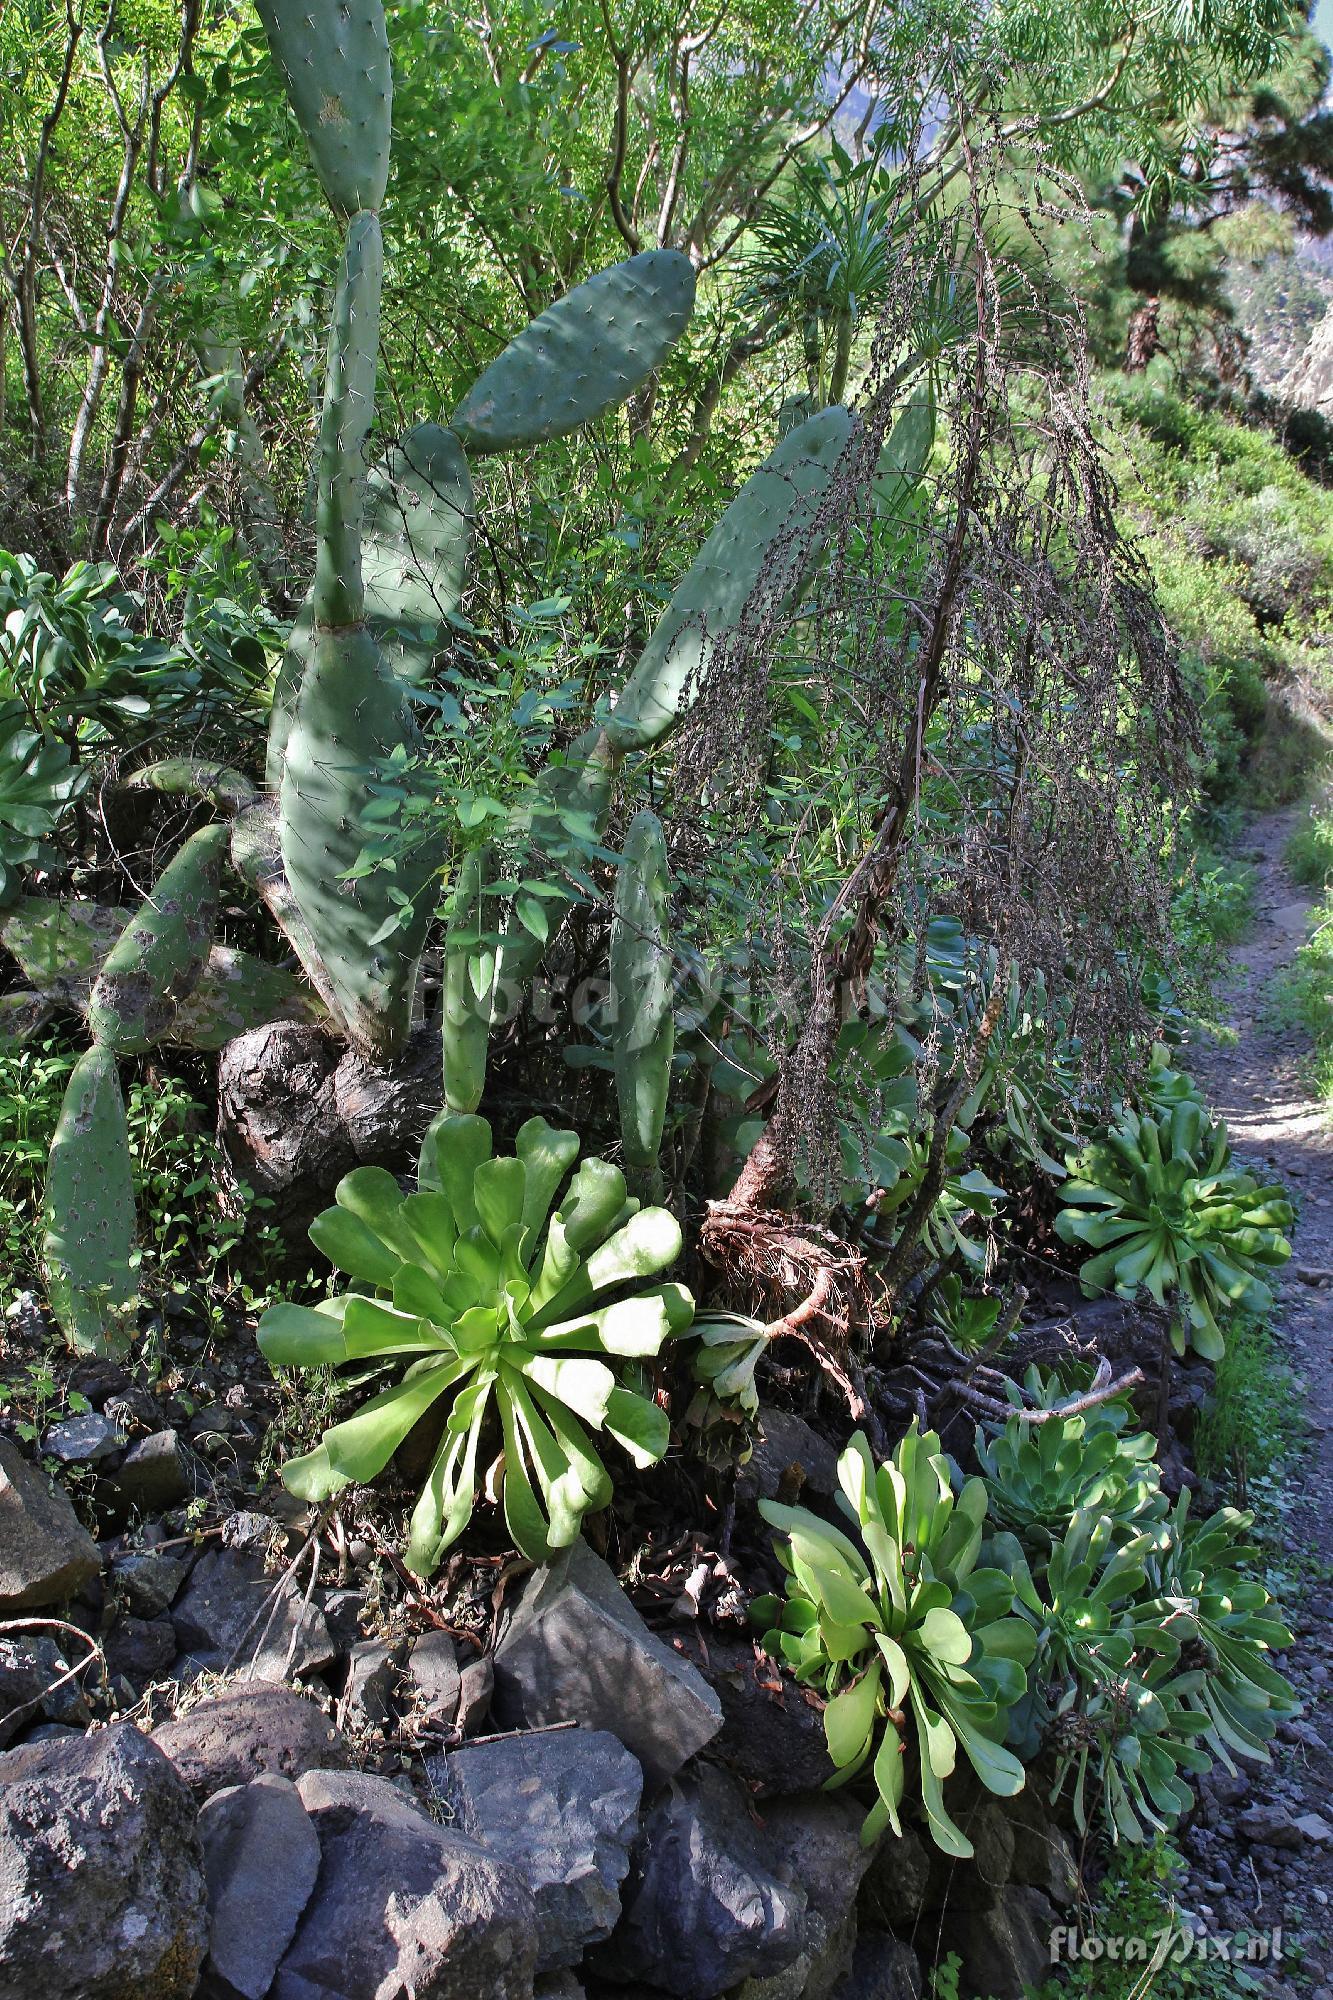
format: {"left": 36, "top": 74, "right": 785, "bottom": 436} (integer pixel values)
{"left": 257, "top": 1111, "right": 692, "bottom": 1573}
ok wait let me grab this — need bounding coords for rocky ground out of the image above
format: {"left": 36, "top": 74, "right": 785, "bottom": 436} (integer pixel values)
{"left": 2, "top": 809, "right": 1331, "bottom": 2000}
{"left": 1184, "top": 806, "right": 1333, "bottom": 1996}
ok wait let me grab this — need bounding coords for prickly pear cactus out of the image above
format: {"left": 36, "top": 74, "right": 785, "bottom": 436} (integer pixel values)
{"left": 451, "top": 252, "right": 696, "bottom": 455}
{"left": 361, "top": 421, "right": 475, "bottom": 685}
{"left": 42, "top": 1045, "right": 136, "bottom": 1356}
{"left": 606, "top": 405, "right": 854, "bottom": 751}
{"left": 611, "top": 809, "right": 675, "bottom": 1195}
{"left": 441, "top": 845, "right": 495, "bottom": 1113}
{"left": 86, "top": 823, "right": 227, "bottom": 1052}
{"left": 253, "top": 0, "right": 392, "bottom": 217}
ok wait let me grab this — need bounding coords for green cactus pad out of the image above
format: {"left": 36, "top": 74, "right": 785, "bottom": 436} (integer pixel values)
{"left": 872, "top": 386, "right": 935, "bottom": 516}
{"left": 253, "top": 0, "right": 392, "bottom": 217}
{"left": 606, "top": 405, "right": 855, "bottom": 751}
{"left": 362, "top": 422, "right": 475, "bottom": 685}
{"left": 42, "top": 1045, "right": 136, "bottom": 1356}
{"left": 86, "top": 824, "right": 227, "bottom": 1053}
{"left": 611, "top": 809, "right": 674, "bottom": 1184}
{"left": 441, "top": 846, "right": 494, "bottom": 1113}
{"left": 126, "top": 758, "right": 256, "bottom": 815}
{"left": 279, "top": 623, "right": 440, "bottom": 1057}
{"left": 450, "top": 251, "right": 696, "bottom": 456}
{"left": 3, "top": 896, "right": 132, "bottom": 1008}
{"left": 313, "top": 212, "right": 382, "bottom": 628}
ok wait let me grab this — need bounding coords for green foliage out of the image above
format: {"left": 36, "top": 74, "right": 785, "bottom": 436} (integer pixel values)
{"left": 753, "top": 1424, "right": 1034, "bottom": 1856}
{"left": 1285, "top": 793, "right": 1333, "bottom": 888}
{"left": 975, "top": 1373, "right": 1166, "bottom": 1550}
{"left": 258, "top": 1113, "right": 691, "bottom": 1571}
{"left": 1055, "top": 1100, "right": 1292, "bottom": 1360}
{"left": 1193, "top": 1311, "right": 1303, "bottom": 1503}
{"left": 0, "top": 700, "right": 84, "bottom": 906}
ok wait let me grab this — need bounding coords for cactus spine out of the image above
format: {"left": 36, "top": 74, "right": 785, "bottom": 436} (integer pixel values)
{"left": 610, "top": 810, "right": 674, "bottom": 1198}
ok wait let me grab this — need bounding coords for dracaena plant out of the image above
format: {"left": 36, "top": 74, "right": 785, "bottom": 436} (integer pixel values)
{"left": 1055, "top": 1100, "right": 1292, "bottom": 1361}
{"left": 258, "top": 1113, "right": 692, "bottom": 1574}
{"left": 975, "top": 1370, "right": 1166, "bottom": 1552}
{"left": 752, "top": 1425, "right": 1034, "bottom": 1856}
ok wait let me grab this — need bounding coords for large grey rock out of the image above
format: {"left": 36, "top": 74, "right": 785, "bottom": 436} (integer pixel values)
{"left": 690, "top": 1634, "right": 834, "bottom": 1796}
{"left": 0, "top": 1720, "right": 207, "bottom": 1996}
{"left": 1006, "top": 1791, "right": 1079, "bottom": 1908}
{"left": 198, "top": 1774, "right": 321, "bottom": 2000}
{"left": 104, "top": 1613, "right": 178, "bottom": 1687}
{"left": 106, "top": 1429, "right": 204, "bottom": 1514}
{"left": 170, "top": 1546, "right": 335, "bottom": 1681}
{"left": 0, "top": 1634, "right": 90, "bottom": 1748}
{"left": 407, "top": 1629, "right": 461, "bottom": 1722}
{"left": 842, "top": 1931, "right": 923, "bottom": 1999}
{"left": 0, "top": 1434, "right": 100, "bottom": 1613}
{"left": 596, "top": 1763, "right": 807, "bottom": 1998}
{"left": 494, "top": 1540, "right": 721, "bottom": 1787}
{"left": 858, "top": 1825, "right": 931, "bottom": 1930}
{"left": 948, "top": 1886, "right": 1057, "bottom": 2000}
{"left": 922, "top": 1797, "right": 1014, "bottom": 1912}
{"left": 152, "top": 1679, "right": 352, "bottom": 1800}
{"left": 337, "top": 1637, "right": 407, "bottom": 1733}
{"left": 737, "top": 1407, "right": 839, "bottom": 1504}
{"left": 273, "top": 1768, "right": 538, "bottom": 2000}
{"left": 113, "top": 1547, "right": 192, "bottom": 1617}
{"left": 42, "top": 1411, "right": 124, "bottom": 1464}
{"left": 757, "top": 1791, "right": 874, "bottom": 2000}
{"left": 435, "top": 1726, "right": 643, "bottom": 1970}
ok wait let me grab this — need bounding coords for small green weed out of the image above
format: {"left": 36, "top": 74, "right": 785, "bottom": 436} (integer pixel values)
{"left": 1284, "top": 791, "right": 1333, "bottom": 889}
{"left": 1268, "top": 900, "right": 1333, "bottom": 1098}
{"left": 1193, "top": 1312, "right": 1303, "bottom": 1507}
{"left": 1032, "top": 1841, "right": 1272, "bottom": 1999}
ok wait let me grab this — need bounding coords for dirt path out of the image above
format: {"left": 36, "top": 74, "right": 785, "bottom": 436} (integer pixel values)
{"left": 1176, "top": 807, "right": 1333, "bottom": 1994}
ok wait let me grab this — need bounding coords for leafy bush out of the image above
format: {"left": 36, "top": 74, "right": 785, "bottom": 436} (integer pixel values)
{"left": 1055, "top": 1101, "right": 1292, "bottom": 1360}
{"left": 0, "top": 699, "right": 85, "bottom": 904}
{"left": 1285, "top": 798, "right": 1333, "bottom": 888}
{"left": 753, "top": 1424, "right": 1033, "bottom": 1856}
{"left": 258, "top": 1113, "right": 691, "bottom": 1572}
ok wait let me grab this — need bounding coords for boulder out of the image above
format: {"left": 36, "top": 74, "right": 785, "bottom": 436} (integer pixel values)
{"left": 152, "top": 1680, "right": 352, "bottom": 1800}
{"left": 595, "top": 1763, "right": 807, "bottom": 1998}
{"left": 104, "top": 1615, "right": 177, "bottom": 1687}
{"left": 0, "top": 1720, "right": 208, "bottom": 1997}
{"left": 687, "top": 1634, "right": 834, "bottom": 1795}
{"left": 921, "top": 1796, "right": 1014, "bottom": 1913}
{"left": 42, "top": 1411, "right": 124, "bottom": 1464}
{"left": 170, "top": 1547, "right": 335, "bottom": 1681}
{"left": 947, "top": 1886, "right": 1057, "bottom": 2000}
{"left": 1006, "top": 1790, "right": 1079, "bottom": 1908}
{"left": 842, "top": 1931, "right": 923, "bottom": 1999}
{"left": 434, "top": 1726, "right": 643, "bottom": 1970}
{"left": 0, "top": 1633, "right": 90, "bottom": 1748}
{"left": 494, "top": 1540, "right": 721, "bottom": 1787}
{"left": 457, "top": 1654, "right": 494, "bottom": 1733}
{"left": 198, "top": 1774, "right": 321, "bottom": 2000}
{"left": 333, "top": 1023, "right": 443, "bottom": 1163}
{"left": 407, "top": 1629, "right": 462, "bottom": 1722}
{"left": 273, "top": 1768, "right": 538, "bottom": 1999}
{"left": 757, "top": 1791, "right": 874, "bottom": 1999}
{"left": 338, "top": 1637, "right": 407, "bottom": 1734}
{"left": 737, "top": 1408, "right": 840, "bottom": 1504}
{"left": 113, "top": 1547, "right": 192, "bottom": 1617}
{"left": 0, "top": 1434, "right": 100, "bottom": 1613}
{"left": 858, "top": 1826, "right": 931, "bottom": 1931}
{"left": 105, "top": 1429, "right": 204, "bottom": 1515}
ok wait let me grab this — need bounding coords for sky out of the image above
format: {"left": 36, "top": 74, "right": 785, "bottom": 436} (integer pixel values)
{"left": 1318, "top": 0, "right": 1333, "bottom": 60}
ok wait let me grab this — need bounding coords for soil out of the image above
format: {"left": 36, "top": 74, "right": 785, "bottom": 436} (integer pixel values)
{"left": 1180, "top": 806, "right": 1333, "bottom": 1995}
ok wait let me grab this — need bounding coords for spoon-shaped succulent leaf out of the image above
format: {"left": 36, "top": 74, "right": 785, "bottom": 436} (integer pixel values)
{"left": 259, "top": 1119, "right": 690, "bottom": 1571}
{"left": 757, "top": 1422, "right": 1032, "bottom": 1852}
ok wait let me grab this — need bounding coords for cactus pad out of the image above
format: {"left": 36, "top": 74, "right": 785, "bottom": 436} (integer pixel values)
{"left": 253, "top": 0, "right": 392, "bottom": 217}
{"left": 279, "top": 623, "right": 437, "bottom": 1056}
{"left": 312, "top": 211, "right": 382, "bottom": 628}
{"left": 610, "top": 809, "right": 674, "bottom": 1187}
{"left": 606, "top": 405, "right": 854, "bottom": 751}
{"left": 450, "top": 251, "right": 696, "bottom": 455}
{"left": 42, "top": 1045, "right": 136, "bottom": 1356}
{"left": 86, "top": 824, "right": 227, "bottom": 1053}
{"left": 361, "top": 422, "right": 475, "bottom": 685}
